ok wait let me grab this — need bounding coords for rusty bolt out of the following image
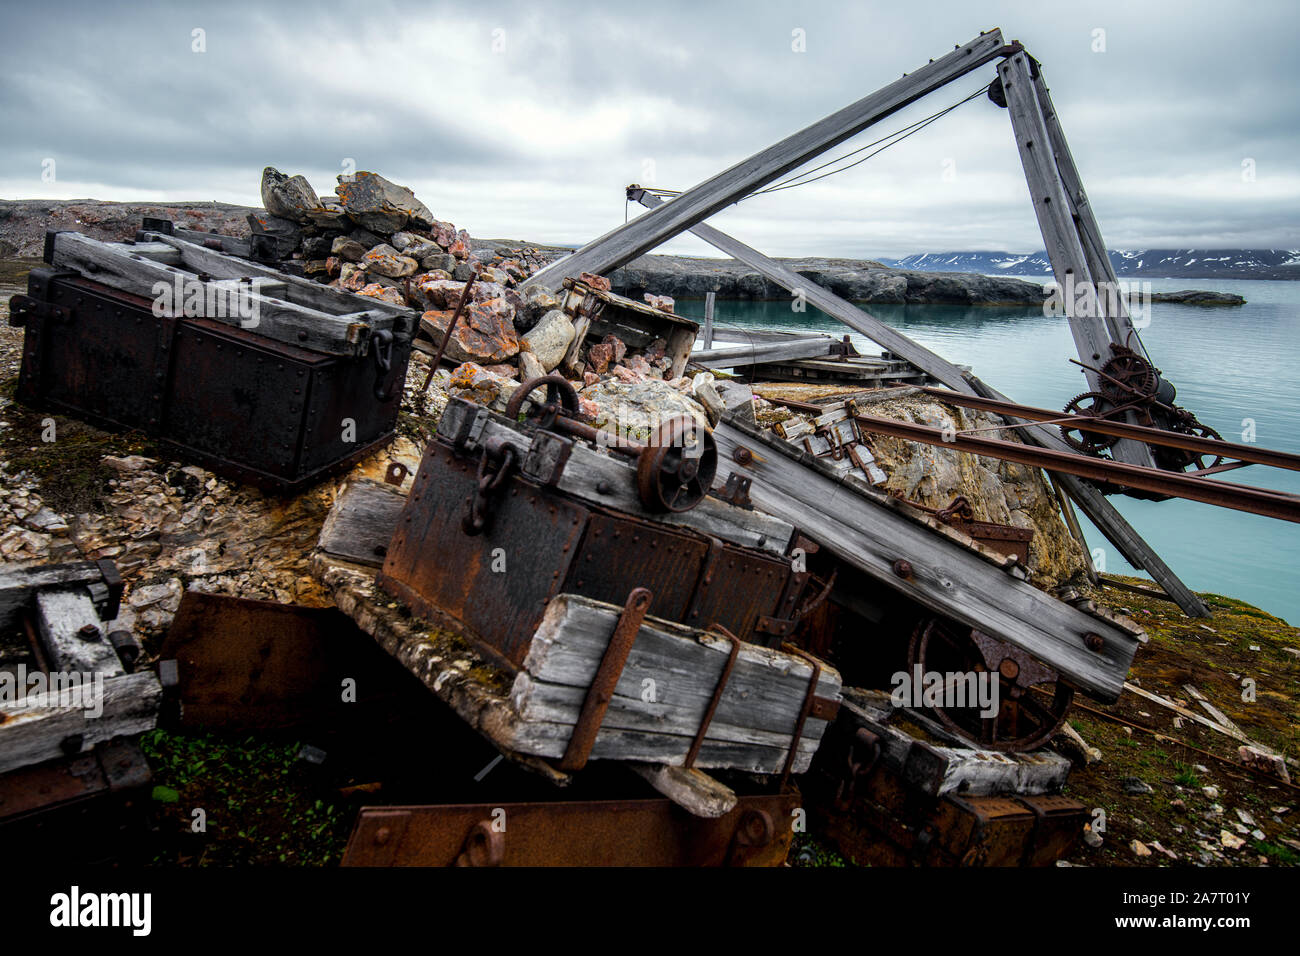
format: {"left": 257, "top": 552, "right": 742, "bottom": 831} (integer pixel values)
{"left": 892, "top": 559, "right": 913, "bottom": 580}
{"left": 78, "top": 624, "right": 101, "bottom": 642}
{"left": 1084, "top": 632, "right": 1105, "bottom": 652}
{"left": 732, "top": 447, "right": 754, "bottom": 466}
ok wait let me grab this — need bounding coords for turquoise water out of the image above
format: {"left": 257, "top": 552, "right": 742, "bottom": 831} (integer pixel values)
{"left": 681, "top": 278, "right": 1300, "bottom": 623}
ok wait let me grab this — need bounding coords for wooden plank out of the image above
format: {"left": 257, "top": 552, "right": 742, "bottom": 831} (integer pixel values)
{"left": 501, "top": 719, "right": 818, "bottom": 774}
{"left": 317, "top": 478, "right": 407, "bottom": 568}
{"left": 50, "top": 233, "right": 382, "bottom": 357}
{"left": 170, "top": 225, "right": 252, "bottom": 257}
{"left": 510, "top": 679, "right": 823, "bottom": 761}
{"left": 840, "top": 691, "right": 1072, "bottom": 795}
{"left": 999, "top": 54, "right": 1155, "bottom": 469}
{"left": 1122, "top": 682, "right": 1252, "bottom": 744}
{"left": 502, "top": 594, "right": 837, "bottom": 773}
{"left": 628, "top": 763, "right": 737, "bottom": 818}
{"left": 0, "top": 671, "right": 162, "bottom": 775}
{"left": 140, "top": 231, "right": 408, "bottom": 323}
{"left": 690, "top": 337, "right": 836, "bottom": 367}
{"left": 1028, "top": 66, "right": 1137, "bottom": 351}
{"left": 0, "top": 561, "right": 113, "bottom": 633}
{"left": 439, "top": 408, "right": 797, "bottom": 556}
{"left": 561, "top": 314, "right": 592, "bottom": 375}
{"left": 514, "top": 600, "right": 839, "bottom": 739}
{"left": 123, "top": 241, "right": 184, "bottom": 265}
{"left": 711, "top": 416, "right": 1141, "bottom": 701}
{"left": 1181, "top": 684, "right": 1246, "bottom": 737}
{"left": 35, "top": 589, "right": 123, "bottom": 677}
{"left": 702, "top": 291, "right": 715, "bottom": 350}
{"left": 524, "top": 30, "right": 1008, "bottom": 291}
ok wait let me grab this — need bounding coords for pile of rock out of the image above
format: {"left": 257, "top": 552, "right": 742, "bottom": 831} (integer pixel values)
{"left": 254, "top": 165, "right": 554, "bottom": 322}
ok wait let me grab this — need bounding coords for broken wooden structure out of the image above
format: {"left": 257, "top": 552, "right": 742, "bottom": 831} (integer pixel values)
{"left": 0, "top": 561, "right": 159, "bottom": 832}
{"left": 558, "top": 278, "right": 699, "bottom": 379}
{"left": 805, "top": 692, "right": 1085, "bottom": 866}
{"left": 691, "top": 329, "right": 932, "bottom": 389}
{"left": 7, "top": 226, "right": 415, "bottom": 491}
{"left": 317, "top": 385, "right": 843, "bottom": 780}
{"left": 514, "top": 29, "right": 1236, "bottom": 616}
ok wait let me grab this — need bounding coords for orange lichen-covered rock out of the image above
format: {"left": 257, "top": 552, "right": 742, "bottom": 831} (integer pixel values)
{"left": 420, "top": 302, "right": 519, "bottom": 365}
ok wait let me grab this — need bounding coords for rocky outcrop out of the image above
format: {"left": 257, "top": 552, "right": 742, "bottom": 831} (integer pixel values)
{"left": 850, "top": 390, "right": 1089, "bottom": 588}
{"left": 420, "top": 301, "right": 520, "bottom": 365}
{"left": 335, "top": 171, "right": 435, "bottom": 234}
{"left": 1145, "top": 290, "right": 1247, "bottom": 306}
{"left": 608, "top": 254, "right": 1048, "bottom": 306}
{"left": 580, "top": 378, "right": 710, "bottom": 444}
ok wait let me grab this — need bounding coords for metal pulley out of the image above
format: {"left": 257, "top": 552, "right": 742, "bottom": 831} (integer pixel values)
{"left": 635, "top": 417, "right": 718, "bottom": 513}
{"left": 507, "top": 375, "right": 718, "bottom": 513}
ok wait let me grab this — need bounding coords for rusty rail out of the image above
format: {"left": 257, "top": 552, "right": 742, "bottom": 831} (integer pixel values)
{"left": 420, "top": 263, "right": 481, "bottom": 393}
{"left": 854, "top": 410, "right": 1300, "bottom": 523}
{"left": 920, "top": 387, "right": 1300, "bottom": 473}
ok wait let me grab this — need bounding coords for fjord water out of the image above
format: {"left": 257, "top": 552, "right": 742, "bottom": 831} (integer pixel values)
{"left": 685, "top": 278, "right": 1299, "bottom": 623}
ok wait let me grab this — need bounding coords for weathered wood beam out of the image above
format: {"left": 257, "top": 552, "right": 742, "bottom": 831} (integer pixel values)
{"left": 0, "top": 671, "right": 162, "bottom": 775}
{"left": 525, "top": 30, "right": 1009, "bottom": 291}
{"left": 628, "top": 190, "right": 1206, "bottom": 615}
{"left": 691, "top": 336, "right": 836, "bottom": 368}
{"left": 633, "top": 188, "right": 973, "bottom": 386}
{"left": 712, "top": 415, "right": 1143, "bottom": 701}
{"left": 1027, "top": 63, "right": 1138, "bottom": 352}
{"left": 139, "top": 231, "right": 409, "bottom": 325}
{"left": 50, "top": 232, "right": 388, "bottom": 357}
{"left": 999, "top": 53, "right": 1155, "bottom": 468}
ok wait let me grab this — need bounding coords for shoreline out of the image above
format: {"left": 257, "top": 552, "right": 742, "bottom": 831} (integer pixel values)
{"left": 0, "top": 199, "right": 1250, "bottom": 307}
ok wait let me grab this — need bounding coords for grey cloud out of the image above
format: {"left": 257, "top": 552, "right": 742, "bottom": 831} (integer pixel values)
{"left": 2, "top": 0, "right": 1298, "bottom": 257}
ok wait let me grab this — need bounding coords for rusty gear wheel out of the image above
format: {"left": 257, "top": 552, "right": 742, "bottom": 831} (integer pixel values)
{"left": 1060, "top": 391, "right": 1120, "bottom": 454}
{"left": 905, "top": 618, "right": 1075, "bottom": 752}
{"left": 635, "top": 417, "right": 717, "bottom": 513}
{"left": 1100, "top": 346, "right": 1159, "bottom": 401}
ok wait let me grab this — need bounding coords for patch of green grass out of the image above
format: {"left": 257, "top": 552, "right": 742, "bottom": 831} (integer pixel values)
{"left": 139, "top": 729, "right": 353, "bottom": 867}
{"left": 1172, "top": 764, "right": 1201, "bottom": 788}
{"left": 790, "top": 833, "right": 852, "bottom": 867}
{"left": 1251, "top": 839, "right": 1300, "bottom": 866}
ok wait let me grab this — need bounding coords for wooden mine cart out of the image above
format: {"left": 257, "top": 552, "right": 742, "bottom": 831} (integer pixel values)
{"left": 6, "top": 224, "right": 415, "bottom": 492}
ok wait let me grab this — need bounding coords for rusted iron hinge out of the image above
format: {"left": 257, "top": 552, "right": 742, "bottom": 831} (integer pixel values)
{"left": 558, "top": 587, "right": 653, "bottom": 772}
{"left": 7, "top": 294, "right": 71, "bottom": 327}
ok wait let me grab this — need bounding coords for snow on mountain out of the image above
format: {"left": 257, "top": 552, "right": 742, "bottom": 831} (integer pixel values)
{"left": 880, "top": 249, "right": 1300, "bottom": 279}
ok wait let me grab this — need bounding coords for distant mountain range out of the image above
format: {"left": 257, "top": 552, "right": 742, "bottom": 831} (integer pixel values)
{"left": 879, "top": 249, "right": 1300, "bottom": 280}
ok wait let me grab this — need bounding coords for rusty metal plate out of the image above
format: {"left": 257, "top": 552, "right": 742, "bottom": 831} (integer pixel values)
{"left": 936, "top": 793, "right": 1037, "bottom": 866}
{"left": 16, "top": 272, "right": 167, "bottom": 428}
{"left": 963, "top": 521, "right": 1033, "bottom": 564}
{"left": 160, "top": 591, "right": 404, "bottom": 730}
{"left": 379, "top": 442, "right": 589, "bottom": 669}
{"left": 1018, "top": 793, "right": 1087, "bottom": 865}
{"left": 381, "top": 433, "right": 810, "bottom": 669}
{"left": 0, "top": 738, "right": 151, "bottom": 824}
{"left": 685, "top": 545, "right": 795, "bottom": 644}
{"left": 342, "top": 792, "right": 799, "bottom": 867}
{"left": 564, "top": 511, "right": 708, "bottom": 624}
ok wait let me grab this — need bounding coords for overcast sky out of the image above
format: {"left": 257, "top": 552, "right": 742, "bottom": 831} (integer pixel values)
{"left": 3, "top": 0, "right": 1297, "bottom": 259}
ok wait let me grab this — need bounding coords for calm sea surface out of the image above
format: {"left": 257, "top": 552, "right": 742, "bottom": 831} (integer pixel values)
{"left": 681, "top": 278, "right": 1299, "bottom": 623}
